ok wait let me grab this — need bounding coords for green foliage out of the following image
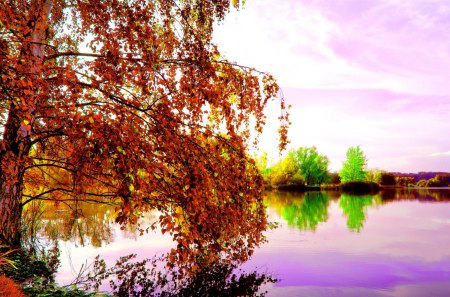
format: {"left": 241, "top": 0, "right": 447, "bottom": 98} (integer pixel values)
{"left": 339, "top": 146, "right": 367, "bottom": 183}
{"left": 253, "top": 152, "right": 271, "bottom": 184}
{"left": 327, "top": 172, "right": 341, "bottom": 184}
{"left": 267, "top": 146, "right": 329, "bottom": 188}
{"left": 431, "top": 174, "right": 450, "bottom": 187}
{"left": 364, "top": 170, "right": 379, "bottom": 183}
{"left": 366, "top": 170, "right": 396, "bottom": 185}
{"left": 290, "top": 147, "right": 330, "bottom": 186}
{"left": 416, "top": 179, "right": 427, "bottom": 187}
{"left": 416, "top": 175, "right": 450, "bottom": 187}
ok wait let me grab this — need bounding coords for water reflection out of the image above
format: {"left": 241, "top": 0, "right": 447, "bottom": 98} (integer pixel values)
{"left": 339, "top": 194, "right": 374, "bottom": 232}
{"left": 248, "top": 189, "right": 450, "bottom": 297}
{"left": 27, "top": 200, "right": 276, "bottom": 296}
{"left": 29, "top": 189, "right": 450, "bottom": 245}
{"left": 84, "top": 254, "right": 276, "bottom": 297}
{"left": 278, "top": 192, "right": 330, "bottom": 231}
{"left": 380, "top": 188, "right": 450, "bottom": 202}
{"left": 22, "top": 200, "right": 158, "bottom": 248}
{"left": 29, "top": 189, "right": 450, "bottom": 296}
{"left": 264, "top": 189, "right": 450, "bottom": 233}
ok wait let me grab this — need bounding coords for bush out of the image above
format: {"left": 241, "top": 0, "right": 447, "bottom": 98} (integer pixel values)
{"left": 341, "top": 181, "right": 379, "bottom": 194}
{"left": 379, "top": 172, "right": 396, "bottom": 186}
{"left": 396, "top": 176, "right": 415, "bottom": 187}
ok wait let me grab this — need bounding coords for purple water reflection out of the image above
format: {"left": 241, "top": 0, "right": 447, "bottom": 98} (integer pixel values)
{"left": 242, "top": 191, "right": 450, "bottom": 296}
{"left": 54, "top": 190, "right": 450, "bottom": 296}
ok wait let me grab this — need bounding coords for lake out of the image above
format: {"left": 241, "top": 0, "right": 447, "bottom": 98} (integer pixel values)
{"left": 42, "top": 189, "right": 450, "bottom": 296}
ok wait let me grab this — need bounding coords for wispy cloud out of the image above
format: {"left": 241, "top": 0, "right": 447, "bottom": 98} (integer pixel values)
{"left": 429, "top": 151, "right": 450, "bottom": 157}
{"left": 215, "top": 0, "right": 450, "bottom": 95}
{"left": 214, "top": 0, "right": 450, "bottom": 172}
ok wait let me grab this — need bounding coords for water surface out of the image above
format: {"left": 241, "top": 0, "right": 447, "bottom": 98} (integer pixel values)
{"left": 244, "top": 190, "right": 450, "bottom": 296}
{"left": 47, "top": 189, "right": 450, "bottom": 296}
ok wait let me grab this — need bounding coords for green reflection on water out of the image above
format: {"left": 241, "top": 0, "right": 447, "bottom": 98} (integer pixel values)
{"left": 280, "top": 192, "right": 330, "bottom": 231}
{"left": 264, "top": 189, "right": 450, "bottom": 233}
{"left": 339, "top": 194, "right": 374, "bottom": 232}
{"left": 266, "top": 190, "right": 376, "bottom": 232}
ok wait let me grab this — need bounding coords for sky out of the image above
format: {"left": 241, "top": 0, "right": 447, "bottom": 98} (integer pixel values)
{"left": 213, "top": 0, "right": 450, "bottom": 173}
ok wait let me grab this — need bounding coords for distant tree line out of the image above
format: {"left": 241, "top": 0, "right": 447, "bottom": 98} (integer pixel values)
{"left": 255, "top": 146, "right": 450, "bottom": 189}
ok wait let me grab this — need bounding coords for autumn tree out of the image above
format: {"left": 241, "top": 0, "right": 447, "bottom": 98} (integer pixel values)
{"left": 290, "top": 146, "right": 329, "bottom": 186}
{"left": 0, "top": 0, "right": 289, "bottom": 271}
{"left": 339, "top": 146, "right": 367, "bottom": 183}
{"left": 269, "top": 153, "right": 303, "bottom": 188}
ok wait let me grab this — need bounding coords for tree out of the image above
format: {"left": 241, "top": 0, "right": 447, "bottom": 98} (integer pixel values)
{"left": 339, "top": 146, "right": 367, "bottom": 183}
{"left": 291, "top": 146, "right": 329, "bottom": 186}
{"left": 269, "top": 153, "right": 303, "bottom": 188}
{"left": 254, "top": 152, "right": 271, "bottom": 184}
{"left": 0, "top": 0, "right": 289, "bottom": 271}
{"left": 378, "top": 171, "right": 396, "bottom": 186}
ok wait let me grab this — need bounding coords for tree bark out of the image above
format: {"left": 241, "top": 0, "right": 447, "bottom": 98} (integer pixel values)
{"left": 0, "top": 105, "right": 30, "bottom": 246}
{"left": 0, "top": 0, "right": 51, "bottom": 247}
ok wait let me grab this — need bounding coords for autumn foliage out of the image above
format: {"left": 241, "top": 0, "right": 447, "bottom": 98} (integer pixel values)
{"left": 0, "top": 0, "right": 289, "bottom": 272}
{"left": 0, "top": 275, "right": 25, "bottom": 297}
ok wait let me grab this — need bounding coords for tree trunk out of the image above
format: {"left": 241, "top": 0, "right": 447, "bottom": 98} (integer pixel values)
{"left": 0, "top": 107, "right": 29, "bottom": 247}
{"left": 0, "top": 170, "right": 25, "bottom": 247}
{"left": 0, "top": 0, "right": 52, "bottom": 247}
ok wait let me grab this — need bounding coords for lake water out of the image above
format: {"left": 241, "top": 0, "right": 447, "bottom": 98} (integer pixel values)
{"left": 46, "top": 189, "right": 450, "bottom": 296}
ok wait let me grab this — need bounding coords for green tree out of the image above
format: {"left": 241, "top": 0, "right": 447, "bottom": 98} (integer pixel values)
{"left": 291, "top": 146, "right": 329, "bottom": 186}
{"left": 339, "top": 146, "right": 368, "bottom": 182}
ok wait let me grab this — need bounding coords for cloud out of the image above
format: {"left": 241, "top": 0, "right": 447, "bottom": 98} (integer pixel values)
{"left": 215, "top": 0, "right": 450, "bottom": 95}
{"left": 263, "top": 88, "right": 450, "bottom": 172}
{"left": 213, "top": 1, "right": 450, "bottom": 172}
{"left": 429, "top": 151, "right": 450, "bottom": 157}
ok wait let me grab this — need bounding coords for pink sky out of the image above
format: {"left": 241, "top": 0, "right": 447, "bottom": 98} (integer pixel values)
{"left": 214, "top": 0, "right": 450, "bottom": 172}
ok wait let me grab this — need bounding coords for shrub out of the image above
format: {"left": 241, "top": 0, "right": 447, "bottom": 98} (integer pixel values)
{"left": 0, "top": 276, "right": 25, "bottom": 297}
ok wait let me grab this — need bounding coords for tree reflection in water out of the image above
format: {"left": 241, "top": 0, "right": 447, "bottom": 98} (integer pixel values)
{"left": 21, "top": 200, "right": 277, "bottom": 296}
{"left": 339, "top": 194, "right": 374, "bottom": 232}
{"left": 264, "top": 190, "right": 375, "bottom": 232}
{"left": 82, "top": 254, "right": 276, "bottom": 297}
{"left": 280, "top": 192, "right": 330, "bottom": 231}
{"left": 22, "top": 200, "right": 118, "bottom": 248}
{"left": 22, "top": 189, "right": 449, "bottom": 295}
